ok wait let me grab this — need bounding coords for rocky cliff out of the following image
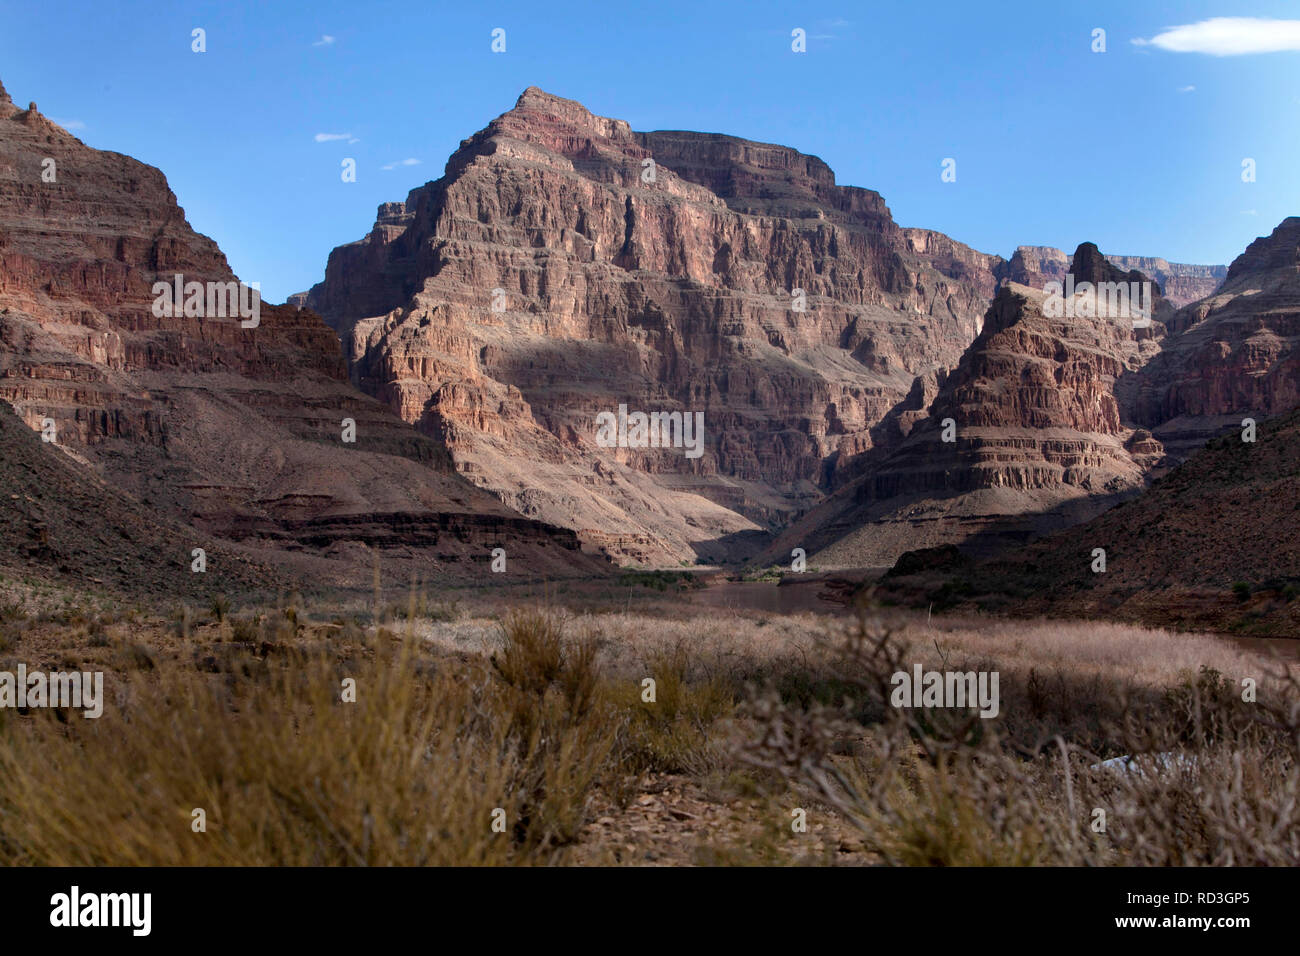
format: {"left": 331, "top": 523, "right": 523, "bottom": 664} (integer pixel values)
{"left": 779, "top": 221, "right": 1299, "bottom": 571}
{"left": 1106, "top": 255, "right": 1227, "bottom": 307}
{"left": 301, "top": 88, "right": 1261, "bottom": 567}
{"left": 1134, "top": 217, "right": 1300, "bottom": 460}
{"left": 303, "top": 88, "right": 1008, "bottom": 563}
{"left": 0, "top": 79, "right": 600, "bottom": 590}
{"left": 876, "top": 404, "right": 1300, "bottom": 635}
{"left": 763, "top": 247, "right": 1171, "bottom": 568}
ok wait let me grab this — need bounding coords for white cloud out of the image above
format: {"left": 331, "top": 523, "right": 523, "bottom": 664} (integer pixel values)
{"left": 1177, "top": 85, "right": 1196, "bottom": 93}
{"left": 315, "top": 132, "right": 358, "bottom": 144}
{"left": 381, "top": 158, "right": 421, "bottom": 171}
{"left": 313, "top": 35, "right": 336, "bottom": 47}
{"left": 52, "top": 118, "right": 85, "bottom": 130}
{"left": 1133, "top": 17, "right": 1300, "bottom": 56}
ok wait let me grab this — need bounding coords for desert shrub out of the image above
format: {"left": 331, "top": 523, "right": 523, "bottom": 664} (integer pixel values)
{"left": 604, "top": 645, "right": 735, "bottom": 775}
{"left": 487, "top": 608, "right": 617, "bottom": 846}
{"left": 0, "top": 622, "right": 622, "bottom": 865}
{"left": 616, "top": 570, "right": 702, "bottom": 592}
{"left": 492, "top": 609, "right": 568, "bottom": 696}
{"left": 170, "top": 605, "right": 193, "bottom": 640}
{"left": 385, "top": 592, "right": 462, "bottom": 624}
{"left": 230, "top": 617, "right": 261, "bottom": 642}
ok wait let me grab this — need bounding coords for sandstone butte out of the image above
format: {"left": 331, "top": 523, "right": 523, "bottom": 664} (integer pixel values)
{"left": 0, "top": 77, "right": 606, "bottom": 595}
{"left": 301, "top": 86, "right": 1287, "bottom": 570}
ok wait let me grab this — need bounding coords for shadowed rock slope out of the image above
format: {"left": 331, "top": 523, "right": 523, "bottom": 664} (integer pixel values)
{"left": 762, "top": 249, "right": 1172, "bottom": 569}
{"left": 878, "top": 405, "right": 1300, "bottom": 635}
{"left": 0, "top": 401, "right": 274, "bottom": 598}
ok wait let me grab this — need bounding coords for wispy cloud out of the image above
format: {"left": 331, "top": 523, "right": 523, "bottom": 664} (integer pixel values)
{"left": 314, "top": 132, "right": 358, "bottom": 144}
{"left": 381, "top": 158, "right": 421, "bottom": 171}
{"left": 810, "top": 17, "right": 851, "bottom": 40}
{"left": 312, "top": 35, "right": 336, "bottom": 47}
{"left": 1133, "top": 17, "right": 1300, "bottom": 56}
{"left": 1177, "top": 85, "right": 1196, "bottom": 93}
{"left": 52, "top": 118, "right": 85, "bottom": 130}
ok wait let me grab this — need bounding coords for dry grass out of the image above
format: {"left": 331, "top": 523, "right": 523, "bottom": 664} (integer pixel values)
{"left": 0, "top": 611, "right": 625, "bottom": 865}
{"left": 1, "top": 595, "right": 1294, "bottom": 865}
{"left": 741, "top": 602, "right": 1300, "bottom": 866}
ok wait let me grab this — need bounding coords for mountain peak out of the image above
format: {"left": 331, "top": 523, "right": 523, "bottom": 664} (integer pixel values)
{"left": 514, "top": 86, "right": 571, "bottom": 110}
{"left": 474, "top": 86, "right": 636, "bottom": 150}
{"left": 1224, "top": 216, "right": 1300, "bottom": 286}
{"left": 508, "top": 86, "right": 615, "bottom": 130}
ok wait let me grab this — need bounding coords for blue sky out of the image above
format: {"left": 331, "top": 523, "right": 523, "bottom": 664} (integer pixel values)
{"left": 2, "top": 1, "right": 1298, "bottom": 301}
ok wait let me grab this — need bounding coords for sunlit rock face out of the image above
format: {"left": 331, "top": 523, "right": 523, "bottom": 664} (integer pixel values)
{"left": 303, "top": 88, "right": 1004, "bottom": 563}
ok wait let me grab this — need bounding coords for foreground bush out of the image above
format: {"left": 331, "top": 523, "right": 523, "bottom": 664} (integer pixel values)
{"left": 0, "top": 616, "right": 619, "bottom": 865}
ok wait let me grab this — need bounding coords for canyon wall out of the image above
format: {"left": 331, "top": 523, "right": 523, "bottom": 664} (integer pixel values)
{"left": 0, "top": 79, "right": 599, "bottom": 589}
{"left": 304, "top": 88, "right": 1007, "bottom": 563}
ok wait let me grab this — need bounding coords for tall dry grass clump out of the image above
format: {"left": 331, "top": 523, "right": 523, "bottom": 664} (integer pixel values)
{"left": 0, "top": 612, "right": 621, "bottom": 865}
{"left": 741, "top": 601, "right": 1300, "bottom": 866}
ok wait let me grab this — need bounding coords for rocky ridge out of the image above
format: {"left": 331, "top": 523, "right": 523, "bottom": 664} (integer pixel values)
{"left": 301, "top": 88, "right": 1273, "bottom": 568}
{"left": 0, "top": 79, "right": 601, "bottom": 590}
{"left": 782, "top": 221, "right": 1300, "bottom": 570}
{"left": 998, "top": 245, "right": 1225, "bottom": 307}
{"left": 303, "top": 89, "right": 1011, "bottom": 563}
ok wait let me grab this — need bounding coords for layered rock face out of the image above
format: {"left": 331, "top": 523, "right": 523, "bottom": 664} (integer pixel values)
{"left": 780, "top": 221, "right": 1300, "bottom": 570}
{"left": 0, "top": 79, "right": 598, "bottom": 588}
{"left": 996, "top": 246, "right": 1071, "bottom": 292}
{"left": 301, "top": 88, "right": 1260, "bottom": 567}
{"left": 765, "top": 255, "right": 1170, "bottom": 568}
{"left": 1134, "top": 217, "right": 1300, "bottom": 460}
{"left": 303, "top": 88, "right": 1006, "bottom": 563}
{"left": 919, "top": 404, "right": 1300, "bottom": 635}
{"left": 1106, "top": 255, "right": 1226, "bottom": 307}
